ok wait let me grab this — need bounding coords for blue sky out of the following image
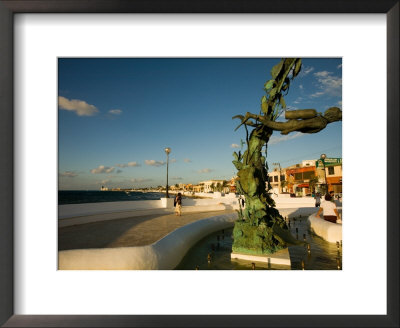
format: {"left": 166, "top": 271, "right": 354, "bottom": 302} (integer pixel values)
{"left": 58, "top": 58, "right": 342, "bottom": 190}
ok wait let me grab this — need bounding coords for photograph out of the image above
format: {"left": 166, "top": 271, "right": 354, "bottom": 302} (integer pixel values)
{"left": 1, "top": 1, "right": 397, "bottom": 325}
{"left": 58, "top": 57, "right": 343, "bottom": 270}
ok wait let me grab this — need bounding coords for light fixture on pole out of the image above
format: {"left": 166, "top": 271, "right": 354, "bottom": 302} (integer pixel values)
{"left": 164, "top": 147, "right": 171, "bottom": 198}
{"left": 320, "top": 153, "right": 327, "bottom": 194}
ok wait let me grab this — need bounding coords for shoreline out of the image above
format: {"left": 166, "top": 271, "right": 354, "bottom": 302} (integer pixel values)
{"left": 58, "top": 190, "right": 211, "bottom": 205}
{"left": 160, "top": 191, "right": 210, "bottom": 199}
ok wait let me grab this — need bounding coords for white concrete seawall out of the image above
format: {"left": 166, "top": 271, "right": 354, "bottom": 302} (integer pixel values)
{"left": 59, "top": 196, "right": 239, "bottom": 227}
{"left": 59, "top": 194, "right": 318, "bottom": 218}
{"left": 59, "top": 194, "right": 320, "bottom": 226}
{"left": 59, "top": 197, "right": 239, "bottom": 218}
{"left": 307, "top": 213, "right": 342, "bottom": 243}
{"left": 59, "top": 213, "right": 237, "bottom": 270}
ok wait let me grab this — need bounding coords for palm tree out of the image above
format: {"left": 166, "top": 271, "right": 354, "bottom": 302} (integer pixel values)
{"left": 280, "top": 180, "right": 288, "bottom": 192}
{"left": 308, "top": 177, "right": 319, "bottom": 194}
{"left": 222, "top": 180, "right": 229, "bottom": 193}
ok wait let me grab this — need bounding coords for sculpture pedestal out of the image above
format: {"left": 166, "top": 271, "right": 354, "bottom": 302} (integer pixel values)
{"left": 231, "top": 248, "right": 291, "bottom": 267}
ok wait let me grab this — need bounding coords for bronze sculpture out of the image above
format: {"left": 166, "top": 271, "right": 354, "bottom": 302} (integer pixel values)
{"left": 232, "top": 58, "right": 342, "bottom": 254}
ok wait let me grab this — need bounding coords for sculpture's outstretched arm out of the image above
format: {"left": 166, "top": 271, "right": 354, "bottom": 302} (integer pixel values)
{"left": 234, "top": 107, "right": 342, "bottom": 135}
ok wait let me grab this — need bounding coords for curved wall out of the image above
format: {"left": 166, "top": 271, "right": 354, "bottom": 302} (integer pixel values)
{"left": 59, "top": 197, "right": 239, "bottom": 220}
{"left": 307, "top": 214, "right": 342, "bottom": 243}
{"left": 59, "top": 213, "right": 237, "bottom": 270}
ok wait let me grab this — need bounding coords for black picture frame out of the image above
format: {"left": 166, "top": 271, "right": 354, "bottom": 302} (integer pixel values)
{"left": 0, "top": 1, "right": 398, "bottom": 327}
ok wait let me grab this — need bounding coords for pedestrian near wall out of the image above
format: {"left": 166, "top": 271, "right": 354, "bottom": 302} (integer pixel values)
{"left": 315, "top": 192, "right": 321, "bottom": 207}
{"left": 174, "top": 193, "right": 182, "bottom": 216}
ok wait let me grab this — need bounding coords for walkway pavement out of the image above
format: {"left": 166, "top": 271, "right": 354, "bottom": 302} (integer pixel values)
{"left": 58, "top": 209, "right": 236, "bottom": 251}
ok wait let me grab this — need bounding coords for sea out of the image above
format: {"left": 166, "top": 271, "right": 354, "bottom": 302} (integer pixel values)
{"left": 58, "top": 190, "right": 166, "bottom": 205}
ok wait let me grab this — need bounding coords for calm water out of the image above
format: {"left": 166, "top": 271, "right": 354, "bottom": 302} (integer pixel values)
{"left": 58, "top": 190, "right": 166, "bottom": 205}
{"left": 176, "top": 216, "right": 342, "bottom": 270}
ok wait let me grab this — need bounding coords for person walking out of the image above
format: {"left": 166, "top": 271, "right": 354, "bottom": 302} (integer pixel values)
{"left": 315, "top": 192, "right": 321, "bottom": 207}
{"left": 174, "top": 193, "right": 182, "bottom": 216}
{"left": 315, "top": 193, "right": 339, "bottom": 223}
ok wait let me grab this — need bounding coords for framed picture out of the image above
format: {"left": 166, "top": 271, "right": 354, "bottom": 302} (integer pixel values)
{"left": 56, "top": 57, "right": 343, "bottom": 272}
{"left": 1, "top": 0, "right": 398, "bottom": 327}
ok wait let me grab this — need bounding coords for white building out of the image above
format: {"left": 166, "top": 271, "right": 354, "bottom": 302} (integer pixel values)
{"left": 302, "top": 159, "right": 317, "bottom": 167}
{"left": 199, "top": 180, "right": 227, "bottom": 193}
{"left": 268, "top": 168, "right": 287, "bottom": 194}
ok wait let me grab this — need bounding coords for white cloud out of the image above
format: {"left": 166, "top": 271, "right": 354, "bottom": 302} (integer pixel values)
{"left": 116, "top": 161, "right": 140, "bottom": 168}
{"left": 58, "top": 96, "right": 99, "bottom": 116}
{"left": 101, "top": 179, "right": 111, "bottom": 185}
{"left": 172, "top": 176, "right": 183, "bottom": 180}
{"left": 337, "top": 64, "right": 342, "bottom": 69}
{"left": 299, "top": 84, "right": 303, "bottom": 90}
{"left": 128, "top": 161, "right": 140, "bottom": 167}
{"left": 59, "top": 171, "right": 77, "bottom": 178}
{"left": 304, "top": 67, "right": 314, "bottom": 74}
{"left": 184, "top": 158, "right": 192, "bottom": 163}
{"left": 170, "top": 159, "right": 177, "bottom": 163}
{"left": 292, "top": 96, "right": 304, "bottom": 104}
{"left": 310, "top": 91, "right": 325, "bottom": 98}
{"left": 314, "top": 71, "right": 330, "bottom": 77}
{"left": 337, "top": 100, "right": 342, "bottom": 106}
{"left": 145, "top": 160, "right": 165, "bottom": 167}
{"left": 109, "top": 109, "right": 122, "bottom": 115}
{"left": 198, "top": 168, "right": 212, "bottom": 173}
{"left": 231, "top": 144, "right": 240, "bottom": 148}
{"left": 269, "top": 132, "right": 303, "bottom": 145}
{"left": 299, "top": 66, "right": 314, "bottom": 77}
{"left": 90, "top": 165, "right": 115, "bottom": 174}
{"left": 310, "top": 71, "right": 342, "bottom": 98}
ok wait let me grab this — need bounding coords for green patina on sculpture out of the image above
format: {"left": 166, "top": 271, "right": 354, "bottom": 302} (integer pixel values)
{"left": 232, "top": 58, "right": 342, "bottom": 255}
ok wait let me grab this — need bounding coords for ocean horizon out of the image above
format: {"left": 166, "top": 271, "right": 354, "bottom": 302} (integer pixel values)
{"left": 58, "top": 190, "right": 167, "bottom": 205}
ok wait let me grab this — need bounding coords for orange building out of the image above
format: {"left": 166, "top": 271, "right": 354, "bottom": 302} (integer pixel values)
{"left": 325, "top": 166, "right": 342, "bottom": 195}
{"left": 229, "top": 176, "right": 238, "bottom": 193}
{"left": 285, "top": 165, "right": 316, "bottom": 195}
{"left": 316, "top": 158, "right": 342, "bottom": 195}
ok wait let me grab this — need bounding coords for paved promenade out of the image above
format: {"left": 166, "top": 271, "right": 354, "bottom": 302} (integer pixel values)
{"left": 59, "top": 209, "right": 236, "bottom": 251}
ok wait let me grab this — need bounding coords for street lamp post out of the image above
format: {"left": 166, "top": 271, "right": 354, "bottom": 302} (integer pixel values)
{"left": 165, "top": 147, "right": 171, "bottom": 198}
{"left": 320, "top": 153, "right": 327, "bottom": 195}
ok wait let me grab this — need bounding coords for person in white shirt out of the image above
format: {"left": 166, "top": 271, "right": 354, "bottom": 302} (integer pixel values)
{"left": 316, "top": 193, "right": 339, "bottom": 223}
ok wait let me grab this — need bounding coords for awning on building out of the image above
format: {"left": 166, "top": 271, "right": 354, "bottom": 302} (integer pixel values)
{"left": 297, "top": 183, "right": 309, "bottom": 188}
